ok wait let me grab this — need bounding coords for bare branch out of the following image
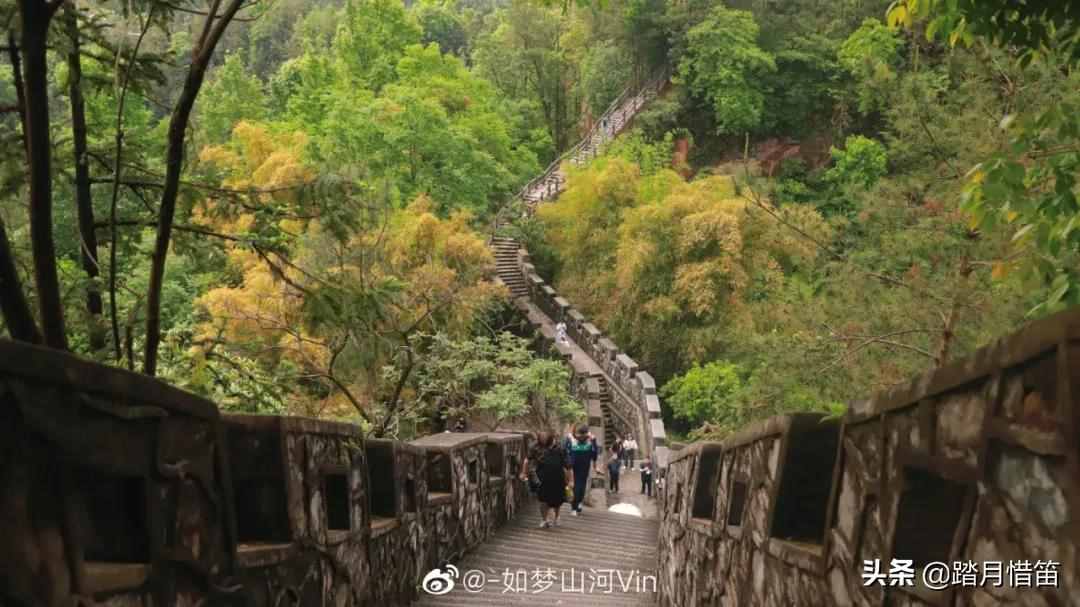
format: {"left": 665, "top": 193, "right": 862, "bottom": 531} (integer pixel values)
{"left": 108, "top": 2, "right": 154, "bottom": 361}
{"left": 156, "top": 0, "right": 260, "bottom": 21}
{"left": 145, "top": 0, "right": 249, "bottom": 376}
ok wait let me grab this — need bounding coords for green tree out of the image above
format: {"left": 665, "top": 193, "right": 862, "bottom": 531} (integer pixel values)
{"left": 411, "top": 331, "right": 583, "bottom": 432}
{"left": 415, "top": 2, "right": 469, "bottom": 57}
{"left": 578, "top": 40, "right": 633, "bottom": 116}
{"left": 334, "top": 0, "right": 422, "bottom": 92}
{"left": 309, "top": 43, "right": 540, "bottom": 217}
{"left": 825, "top": 135, "right": 888, "bottom": 189}
{"left": 198, "top": 53, "right": 269, "bottom": 145}
{"left": 761, "top": 34, "right": 842, "bottom": 136}
{"left": 890, "top": 0, "right": 1080, "bottom": 315}
{"left": 676, "top": 5, "right": 776, "bottom": 135}
{"left": 887, "top": 0, "right": 1080, "bottom": 63}
{"left": 838, "top": 17, "right": 904, "bottom": 113}
{"left": 539, "top": 158, "right": 830, "bottom": 381}
{"left": 471, "top": 1, "right": 582, "bottom": 154}
{"left": 660, "top": 361, "right": 745, "bottom": 428}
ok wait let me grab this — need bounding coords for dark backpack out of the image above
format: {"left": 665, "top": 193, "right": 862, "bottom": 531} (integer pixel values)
{"left": 530, "top": 446, "right": 563, "bottom": 491}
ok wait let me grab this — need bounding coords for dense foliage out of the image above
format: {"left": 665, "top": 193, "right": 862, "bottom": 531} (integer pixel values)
{"left": 524, "top": 0, "right": 1076, "bottom": 438}
{"left": 3, "top": 0, "right": 1078, "bottom": 442}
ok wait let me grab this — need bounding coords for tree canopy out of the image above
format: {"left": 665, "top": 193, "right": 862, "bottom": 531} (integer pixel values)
{"left": 3, "top": 0, "right": 1078, "bottom": 443}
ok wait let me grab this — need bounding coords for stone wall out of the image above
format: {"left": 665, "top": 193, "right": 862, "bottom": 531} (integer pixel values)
{"left": 511, "top": 244, "right": 670, "bottom": 469}
{"left": 657, "top": 307, "right": 1080, "bottom": 606}
{"left": 0, "top": 339, "right": 528, "bottom": 607}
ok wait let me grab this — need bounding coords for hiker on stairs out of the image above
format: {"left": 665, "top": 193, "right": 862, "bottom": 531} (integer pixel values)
{"left": 522, "top": 431, "right": 572, "bottom": 529}
{"left": 565, "top": 424, "right": 599, "bottom": 515}
{"left": 640, "top": 459, "right": 653, "bottom": 497}
{"left": 607, "top": 444, "right": 622, "bottom": 493}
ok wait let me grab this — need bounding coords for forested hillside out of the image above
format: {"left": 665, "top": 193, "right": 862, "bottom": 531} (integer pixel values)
{"left": 521, "top": 0, "right": 1080, "bottom": 437}
{"left": 2, "top": 0, "right": 1078, "bottom": 440}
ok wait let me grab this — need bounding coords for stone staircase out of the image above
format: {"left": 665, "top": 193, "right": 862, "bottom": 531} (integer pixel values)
{"left": 487, "top": 68, "right": 672, "bottom": 459}
{"left": 492, "top": 241, "right": 618, "bottom": 450}
{"left": 434, "top": 69, "right": 670, "bottom": 607}
{"left": 493, "top": 237, "right": 530, "bottom": 299}
{"left": 414, "top": 502, "right": 659, "bottom": 606}
{"left": 502, "top": 68, "right": 670, "bottom": 222}
{"left": 522, "top": 70, "right": 668, "bottom": 209}
{"left": 596, "top": 376, "right": 618, "bottom": 447}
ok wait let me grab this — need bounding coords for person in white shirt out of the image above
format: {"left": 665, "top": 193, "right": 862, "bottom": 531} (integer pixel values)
{"left": 555, "top": 322, "right": 568, "bottom": 344}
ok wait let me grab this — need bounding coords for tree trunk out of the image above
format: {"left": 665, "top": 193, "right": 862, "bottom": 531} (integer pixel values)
{"left": 64, "top": 4, "right": 105, "bottom": 351}
{"left": 1, "top": 32, "right": 42, "bottom": 344}
{"left": 673, "top": 137, "right": 691, "bottom": 178}
{"left": 19, "top": 0, "right": 67, "bottom": 350}
{"left": 143, "top": 0, "right": 246, "bottom": 376}
{"left": 0, "top": 215, "right": 42, "bottom": 343}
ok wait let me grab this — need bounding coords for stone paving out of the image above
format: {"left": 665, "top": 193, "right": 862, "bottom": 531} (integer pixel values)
{"left": 414, "top": 464, "right": 660, "bottom": 606}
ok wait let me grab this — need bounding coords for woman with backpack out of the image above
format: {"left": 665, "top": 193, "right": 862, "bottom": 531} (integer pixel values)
{"left": 520, "top": 431, "right": 572, "bottom": 528}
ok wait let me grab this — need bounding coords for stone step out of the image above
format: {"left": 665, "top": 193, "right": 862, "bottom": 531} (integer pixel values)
{"left": 413, "top": 504, "right": 658, "bottom": 607}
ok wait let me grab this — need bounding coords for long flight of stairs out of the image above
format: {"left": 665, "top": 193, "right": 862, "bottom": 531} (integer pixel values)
{"left": 515, "top": 69, "right": 670, "bottom": 212}
{"left": 434, "top": 69, "right": 670, "bottom": 607}
{"left": 597, "top": 377, "right": 618, "bottom": 447}
{"left": 493, "top": 237, "right": 529, "bottom": 299}
{"left": 490, "top": 70, "right": 671, "bottom": 457}
{"left": 494, "top": 235, "right": 620, "bottom": 450}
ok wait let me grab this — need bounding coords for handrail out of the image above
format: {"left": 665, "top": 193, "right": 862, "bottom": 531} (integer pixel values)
{"left": 489, "top": 66, "right": 670, "bottom": 240}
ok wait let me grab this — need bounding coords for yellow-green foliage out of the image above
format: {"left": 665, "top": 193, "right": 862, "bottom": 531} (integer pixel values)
{"left": 192, "top": 123, "right": 503, "bottom": 420}
{"left": 539, "top": 158, "right": 829, "bottom": 379}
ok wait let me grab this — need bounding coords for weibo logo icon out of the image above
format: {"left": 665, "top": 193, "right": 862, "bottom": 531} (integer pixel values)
{"left": 421, "top": 564, "right": 459, "bottom": 595}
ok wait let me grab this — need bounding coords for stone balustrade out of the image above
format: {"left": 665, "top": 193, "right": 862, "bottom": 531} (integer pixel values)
{"left": 656, "top": 307, "right": 1080, "bottom": 606}
{"left": 513, "top": 245, "right": 671, "bottom": 471}
{"left": 0, "top": 339, "right": 532, "bottom": 607}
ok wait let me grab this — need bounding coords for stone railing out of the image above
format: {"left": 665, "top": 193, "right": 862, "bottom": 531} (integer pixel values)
{"left": 0, "top": 339, "right": 532, "bottom": 607}
{"left": 656, "top": 307, "right": 1080, "bottom": 606}
{"left": 490, "top": 67, "right": 670, "bottom": 236}
{"left": 511, "top": 243, "right": 670, "bottom": 470}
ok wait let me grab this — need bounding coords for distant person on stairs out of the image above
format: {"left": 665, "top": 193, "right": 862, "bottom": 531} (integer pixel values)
{"left": 555, "top": 321, "right": 568, "bottom": 344}
{"left": 607, "top": 444, "right": 621, "bottom": 493}
{"left": 640, "top": 460, "right": 653, "bottom": 497}
{"left": 566, "top": 424, "right": 599, "bottom": 515}
{"left": 521, "top": 431, "right": 571, "bottom": 529}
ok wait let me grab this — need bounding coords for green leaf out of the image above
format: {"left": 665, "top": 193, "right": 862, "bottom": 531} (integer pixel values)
{"left": 1012, "top": 223, "right": 1035, "bottom": 242}
{"left": 1048, "top": 276, "right": 1070, "bottom": 304}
